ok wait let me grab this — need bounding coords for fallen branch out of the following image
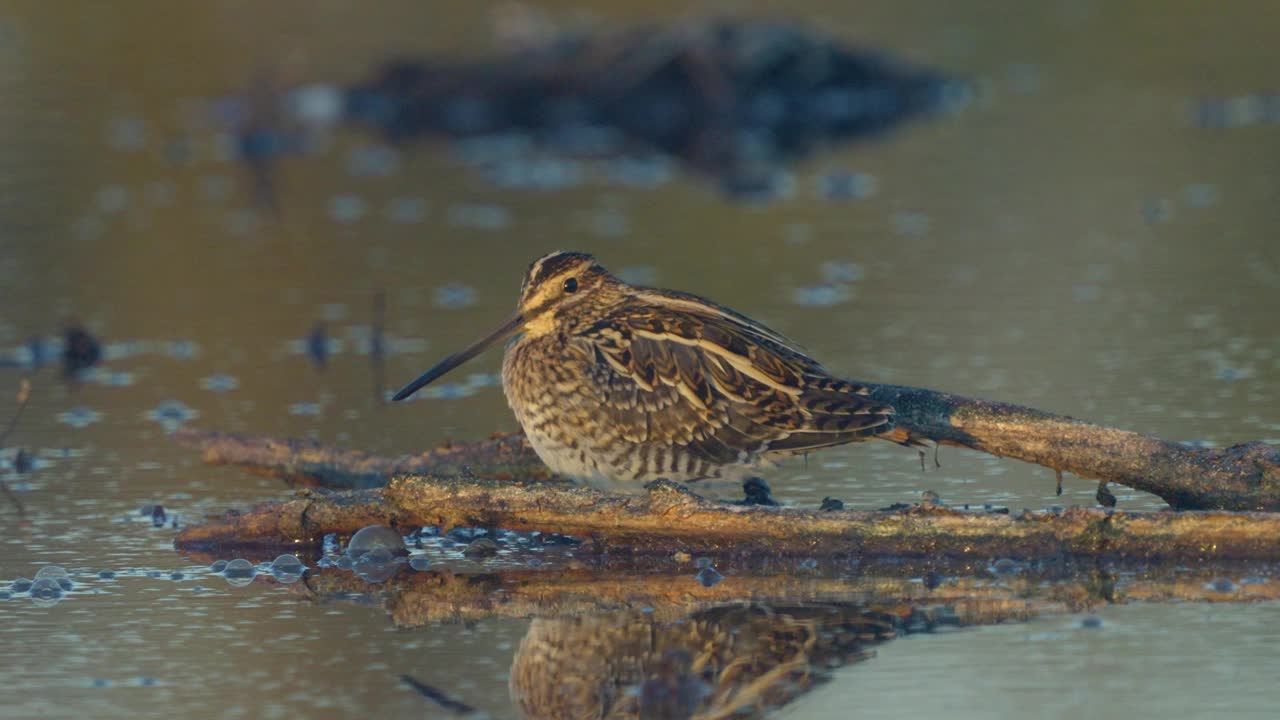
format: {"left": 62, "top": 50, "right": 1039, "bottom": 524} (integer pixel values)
{"left": 175, "top": 373, "right": 1280, "bottom": 513}
{"left": 172, "top": 376, "right": 1280, "bottom": 560}
{"left": 172, "top": 427, "right": 549, "bottom": 490}
{"left": 174, "top": 465, "right": 1280, "bottom": 562}
{"left": 870, "top": 383, "right": 1280, "bottom": 511}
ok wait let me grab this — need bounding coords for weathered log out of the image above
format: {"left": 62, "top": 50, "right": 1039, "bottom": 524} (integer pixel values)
{"left": 173, "top": 463, "right": 1280, "bottom": 561}
{"left": 172, "top": 427, "right": 550, "bottom": 490}
{"left": 171, "top": 375, "right": 1280, "bottom": 559}
{"left": 174, "top": 374, "right": 1280, "bottom": 515}
{"left": 870, "top": 383, "right": 1280, "bottom": 511}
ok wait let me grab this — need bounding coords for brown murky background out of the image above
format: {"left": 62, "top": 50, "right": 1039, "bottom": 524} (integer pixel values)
{"left": 2, "top": 1, "right": 1278, "bottom": 718}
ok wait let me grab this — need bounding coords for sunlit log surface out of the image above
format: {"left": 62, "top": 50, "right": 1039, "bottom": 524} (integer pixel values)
{"left": 173, "top": 428, "right": 552, "bottom": 490}
{"left": 174, "top": 377, "right": 1280, "bottom": 557}
{"left": 868, "top": 383, "right": 1280, "bottom": 511}
{"left": 173, "top": 471, "right": 1280, "bottom": 564}
{"left": 175, "top": 373, "right": 1280, "bottom": 514}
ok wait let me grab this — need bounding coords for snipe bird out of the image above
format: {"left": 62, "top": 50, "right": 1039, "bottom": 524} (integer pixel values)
{"left": 393, "top": 251, "right": 897, "bottom": 491}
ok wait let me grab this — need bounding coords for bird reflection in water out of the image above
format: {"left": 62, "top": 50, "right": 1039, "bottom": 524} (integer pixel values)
{"left": 509, "top": 603, "right": 899, "bottom": 720}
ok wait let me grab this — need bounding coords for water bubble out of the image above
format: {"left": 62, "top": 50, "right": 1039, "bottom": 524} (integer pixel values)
{"left": 695, "top": 567, "right": 724, "bottom": 588}
{"left": 1184, "top": 183, "right": 1219, "bottom": 208}
{"left": 208, "top": 560, "right": 228, "bottom": 574}
{"left": 409, "top": 556, "right": 432, "bottom": 571}
{"left": 198, "top": 374, "right": 239, "bottom": 392}
{"left": 817, "top": 170, "right": 877, "bottom": 200}
{"left": 616, "top": 265, "right": 657, "bottom": 286}
{"left": 605, "top": 155, "right": 674, "bottom": 187}
{"left": 57, "top": 406, "right": 103, "bottom": 429}
{"left": 96, "top": 185, "right": 130, "bottom": 213}
{"left": 422, "top": 383, "right": 474, "bottom": 400}
{"left": 169, "top": 572, "right": 184, "bottom": 581}
{"left": 791, "top": 284, "right": 853, "bottom": 307}
{"left": 356, "top": 547, "right": 395, "bottom": 566}
{"left": 321, "top": 533, "right": 340, "bottom": 555}
{"left": 447, "top": 527, "right": 477, "bottom": 542}
{"left": 346, "top": 145, "right": 400, "bottom": 177}
{"left": 386, "top": 196, "right": 429, "bottom": 223}
{"left": 433, "top": 283, "right": 478, "bottom": 309}
{"left": 143, "top": 180, "right": 174, "bottom": 207}
{"left": 1072, "top": 285, "right": 1102, "bottom": 303}
{"left": 107, "top": 116, "right": 147, "bottom": 151}
{"left": 1005, "top": 63, "right": 1042, "bottom": 94}
{"left": 267, "top": 550, "right": 302, "bottom": 579}
{"left": 463, "top": 537, "right": 500, "bottom": 559}
{"left": 539, "top": 533, "right": 581, "bottom": 547}
{"left": 144, "top": 401, "right": 199, "bottom": 432}
{"left": 1206, "top": 578, "right": 1237, "bottom": 593}
{"left": 893, "top": 212, "right": 930, "bottom": 237}
{"left": 97, "top": 570, "right": 116, "bottom": 580}
{"left": 694, "top": 557, "right": 713, "bottom": 569}
{"left": 11, "top": 578, "right": 33, "bottom": 593}
{"left": 222, "top": 558, "right": 255, "bottom": 579}
{"left": 347, "top": 525, "right": 406, "bottom": 558}
{"left": 270, "top": 554, "right": 304, "bottom": 579}
{"left": 447, "top": 204, "right": 510, "bottom": 230}
{"left": 329, "top": 194, "right": 366, "bottom": 223}
{"left": 29, "top": 578, "right": 63, "bottom": 604}
{"left": 165, "top": 339, "right": 201, "bottom": 360}
{"left": 820, "top": 260, "right": 864, "bottom": 285}
{"left": 485, "top": 158, "right": 583, "bottom": 190}
{"left": 288, "top": 402, "right": 322, "bottom": 417}
{"left": 287, "top": 83, "right": 344, "bottom": 126}
{"left": 34, "top": 566, "right": 69, "bottom": 581}
{"left": 990, "top": 558, "right": 1020, "bottom": 575}
{"left": 1142, "top": 198, "right": 1173, "bottom": 224}
{"left": 352, "top": 548, "right": 398, "bottom": 582}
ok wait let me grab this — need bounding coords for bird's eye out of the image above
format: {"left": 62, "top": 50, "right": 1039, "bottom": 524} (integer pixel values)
{"left": 563, "top": 277, "right": 579, "bottom": 293}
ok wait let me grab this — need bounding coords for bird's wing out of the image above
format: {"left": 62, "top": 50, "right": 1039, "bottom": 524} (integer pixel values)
{"left": 575, "top": 299, "right": 894, "bottom": 466}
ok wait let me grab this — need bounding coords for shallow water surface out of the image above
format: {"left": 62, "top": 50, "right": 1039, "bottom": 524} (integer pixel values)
{"left": 2, "top": 1, "right": 1279, "bottom": 718}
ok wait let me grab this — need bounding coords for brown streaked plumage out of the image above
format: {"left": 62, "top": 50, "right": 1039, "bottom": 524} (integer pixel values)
{"left": 392, "top": 250, "right": 896, "bottom": 490}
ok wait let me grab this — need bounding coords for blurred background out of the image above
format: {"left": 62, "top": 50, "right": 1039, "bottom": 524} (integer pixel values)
{"left": 1, "top": 1, "right": 1278, "bottom": 718}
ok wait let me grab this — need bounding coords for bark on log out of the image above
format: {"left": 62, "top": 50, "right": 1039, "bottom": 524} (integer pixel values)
{"left": 172, "top": 428, "right": 550, "bottom": 490}
{"left": 173, "top": 465, "right": 1280, "bottom": 562}
{"left": 869, "top": 384, "right": 1280, "bottom": 511}
{"left": 171, "top": 379, "right": 1280, "bottom": 560}
{"left": 174, "top": 374, "right": 1280, "bottom": 513}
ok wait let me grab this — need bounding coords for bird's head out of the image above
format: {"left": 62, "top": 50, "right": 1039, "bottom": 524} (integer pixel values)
{"left": 391, "top": 251, "right": 618, "bottom": 401}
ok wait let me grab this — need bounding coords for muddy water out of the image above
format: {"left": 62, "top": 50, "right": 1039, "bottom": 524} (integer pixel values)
{"left": 1, "top": 1, "right": 1279, "bottom": 718}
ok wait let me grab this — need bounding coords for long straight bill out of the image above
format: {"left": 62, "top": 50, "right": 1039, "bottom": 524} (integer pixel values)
{"left": 391, "top": 311, "right": 525, "bottom": 401}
